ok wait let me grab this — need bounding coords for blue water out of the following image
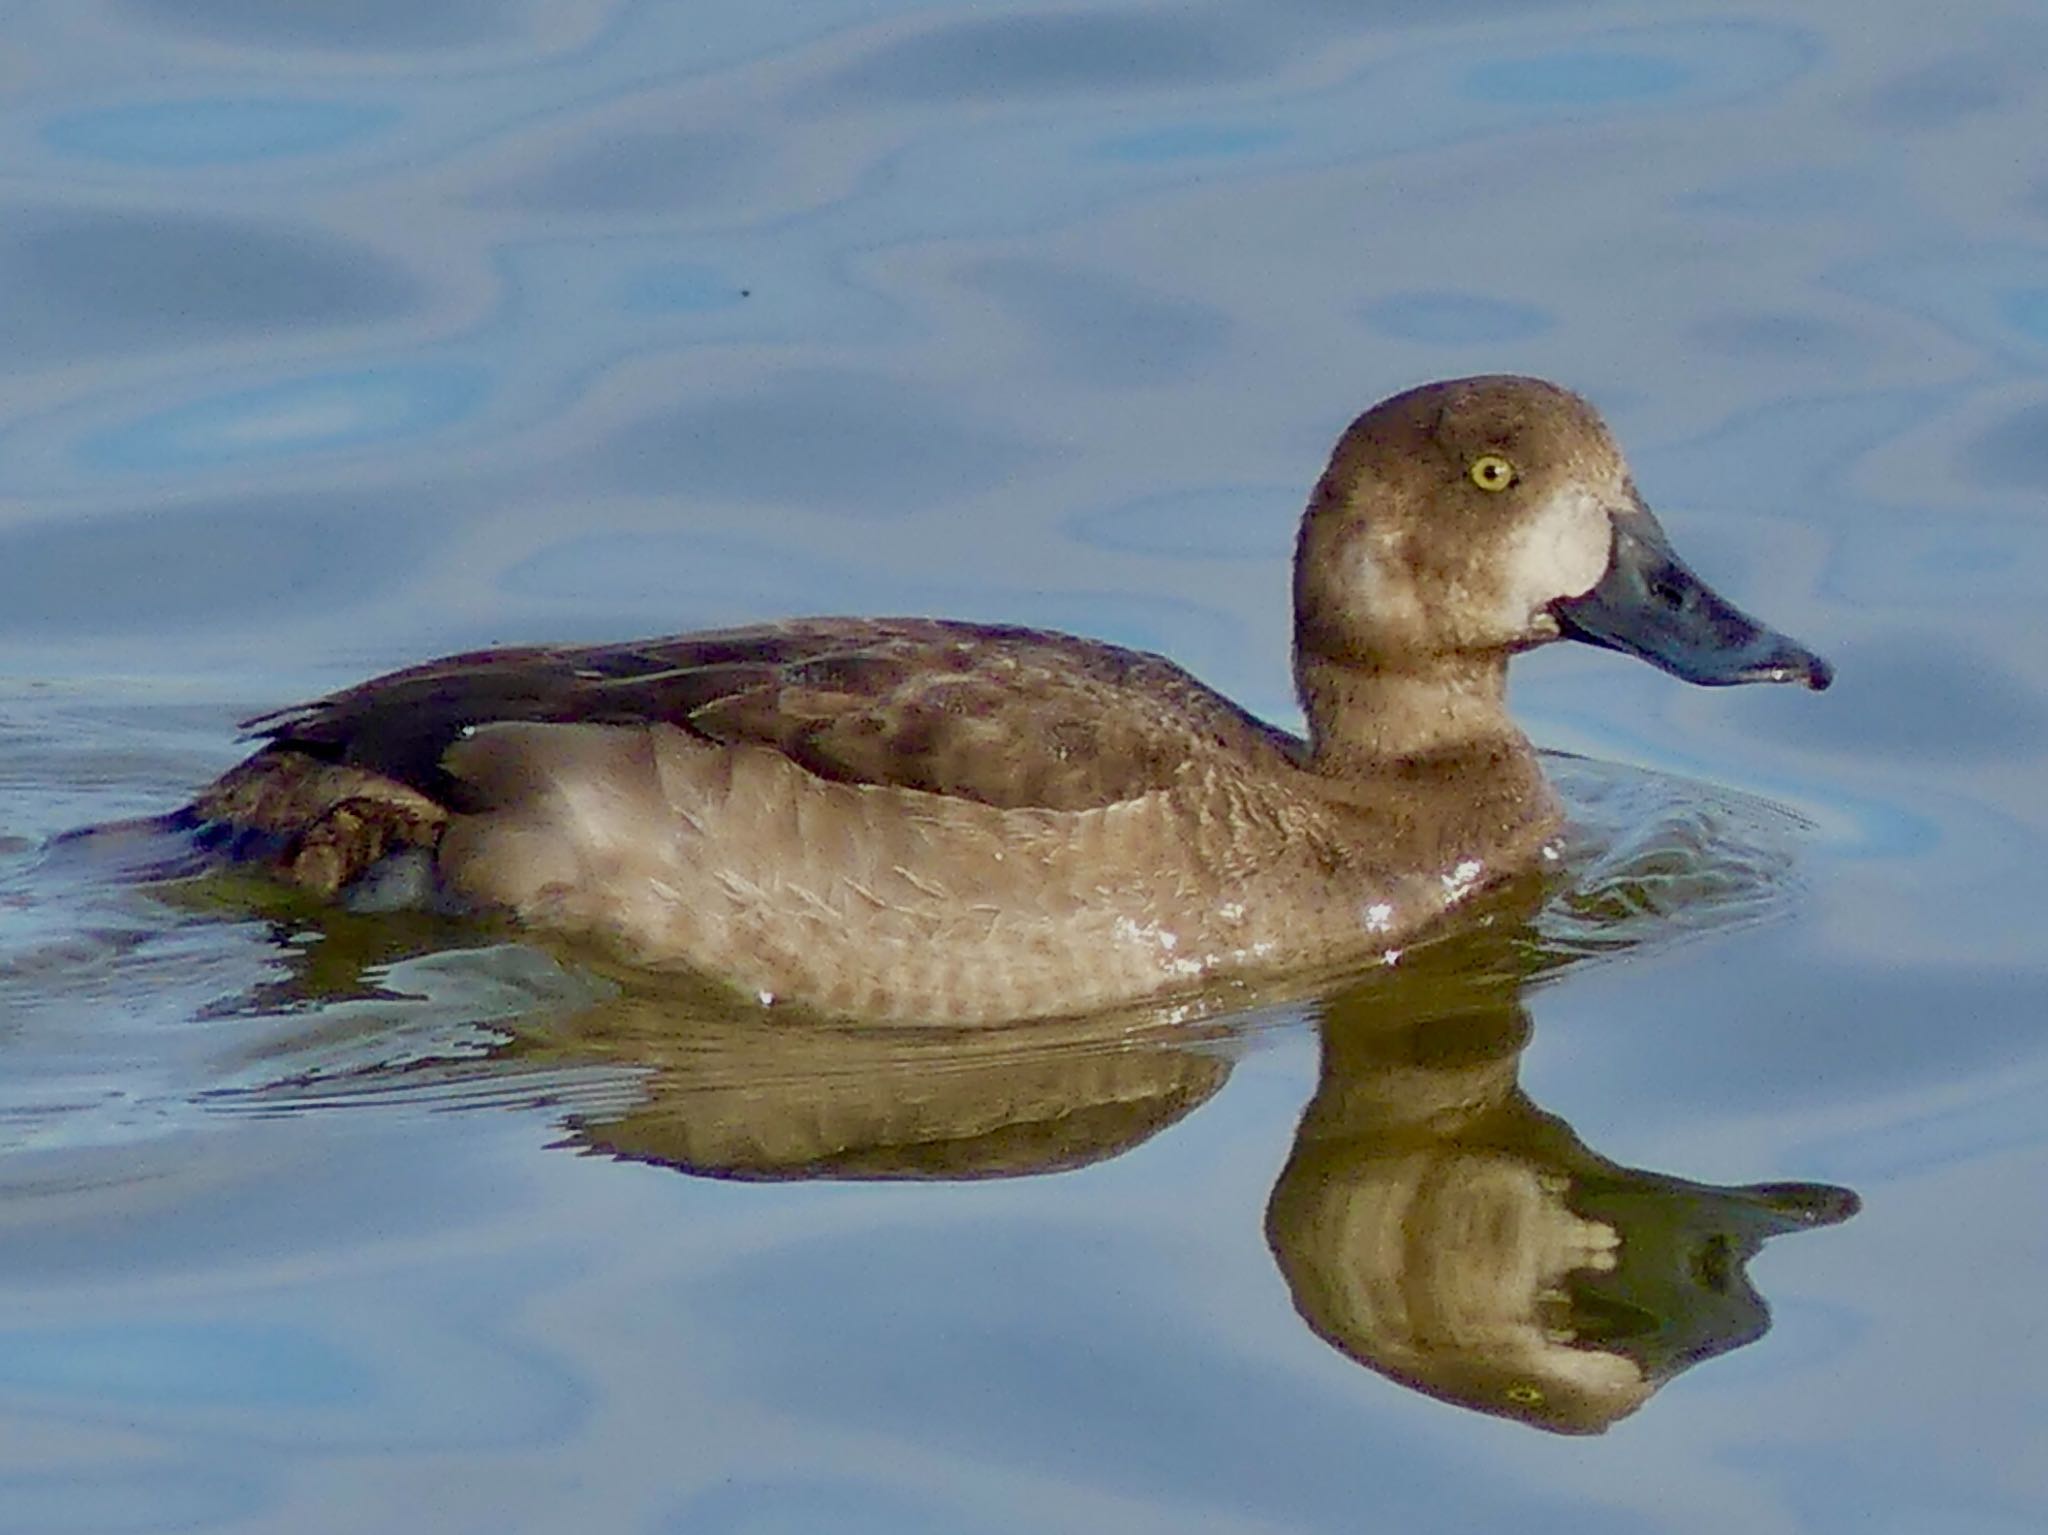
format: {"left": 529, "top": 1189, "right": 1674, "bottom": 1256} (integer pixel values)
{"left": 4, "top": 1, "right": 2047, "bottom": 1529}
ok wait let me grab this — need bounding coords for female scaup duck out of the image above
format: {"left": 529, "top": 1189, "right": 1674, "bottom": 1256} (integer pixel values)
{"left": 187, "top": 376, "right": 1830, "bottom": 1023}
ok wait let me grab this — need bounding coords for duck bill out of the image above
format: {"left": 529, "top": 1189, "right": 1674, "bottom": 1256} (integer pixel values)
{"left": 1549, "top": 505, "right": 1833, "bottom": 690}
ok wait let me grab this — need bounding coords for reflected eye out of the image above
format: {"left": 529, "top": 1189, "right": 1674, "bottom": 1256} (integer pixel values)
{"left": 1468, "top": 454, "right": 1517, "bottom": 492}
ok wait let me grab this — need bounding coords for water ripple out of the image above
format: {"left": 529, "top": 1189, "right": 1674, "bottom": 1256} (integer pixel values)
{"left": 0, "top": 210, "right": 418, "bottom": 365}
{"left": 45, "top": 99, "right": 396, "bottom": 166}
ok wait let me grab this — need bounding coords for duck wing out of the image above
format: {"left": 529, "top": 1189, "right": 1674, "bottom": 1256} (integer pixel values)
{"left": 245, "top": 617, "right": 1302, "bottom": 813}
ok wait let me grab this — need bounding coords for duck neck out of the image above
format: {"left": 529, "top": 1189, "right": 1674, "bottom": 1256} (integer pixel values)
{"left": 1294, "top": 646, "right": 1522, "bottom": 774}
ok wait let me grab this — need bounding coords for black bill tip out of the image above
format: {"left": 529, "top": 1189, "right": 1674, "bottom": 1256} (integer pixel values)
{"left": 1772, "top": 650, "right": 1833, "bottom": 692}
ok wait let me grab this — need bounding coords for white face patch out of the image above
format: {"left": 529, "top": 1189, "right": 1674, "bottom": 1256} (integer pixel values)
{"left": 1352, "top": 529, "right": 1426, "bottom": 637}
{"left": 1492, "top": 485, "right": 1614, "bottom": 634}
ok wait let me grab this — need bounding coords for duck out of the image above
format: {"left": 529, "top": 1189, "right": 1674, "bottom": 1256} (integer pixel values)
{"left": 182, "top": 376, "right": 1831, "bottom": 1025}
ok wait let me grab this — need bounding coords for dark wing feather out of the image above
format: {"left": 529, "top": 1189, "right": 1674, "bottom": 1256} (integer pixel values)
{"left": 250, "top": 618, "right": 1304, "bottom": 812}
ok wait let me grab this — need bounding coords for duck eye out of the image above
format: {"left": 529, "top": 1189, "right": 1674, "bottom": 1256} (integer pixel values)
{"left": 1468, "top": 454, "right": 1516, "bottom": 492}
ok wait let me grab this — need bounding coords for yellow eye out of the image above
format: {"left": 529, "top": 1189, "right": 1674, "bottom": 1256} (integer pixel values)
{"left": 1469, "top": 454, "right": 1516, "bottom": 492}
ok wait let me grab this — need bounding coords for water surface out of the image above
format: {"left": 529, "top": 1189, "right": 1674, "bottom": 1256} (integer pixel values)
{"left": 3, "top": 1, "right": 2046, "bottom": 1530}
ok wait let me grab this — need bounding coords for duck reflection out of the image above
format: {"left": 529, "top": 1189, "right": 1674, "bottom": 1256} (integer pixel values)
{"left": 1265, "top": 931, "right": 1857, "bottom": 1434}
{"left": 514, "top": 986, "right": 1233, "bottom": 1180}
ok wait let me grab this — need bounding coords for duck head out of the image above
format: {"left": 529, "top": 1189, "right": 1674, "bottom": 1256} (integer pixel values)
{"left": 1295, "top": 376, "right": 1832, "bottom": 697}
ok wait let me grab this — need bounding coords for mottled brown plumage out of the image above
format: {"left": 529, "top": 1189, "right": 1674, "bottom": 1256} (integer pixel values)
{"left": 235, "top": 618, "right": 1303, "bottom": 813}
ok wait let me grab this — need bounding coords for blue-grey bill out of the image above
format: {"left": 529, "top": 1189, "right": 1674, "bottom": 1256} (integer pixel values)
{"left": 1551, "top": 507, "right": 1834, "bottom": 691}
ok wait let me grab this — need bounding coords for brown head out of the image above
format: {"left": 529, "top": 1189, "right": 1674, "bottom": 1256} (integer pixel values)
{"left": 1293, "top": 376, "right": 1830, "bottom": 764}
